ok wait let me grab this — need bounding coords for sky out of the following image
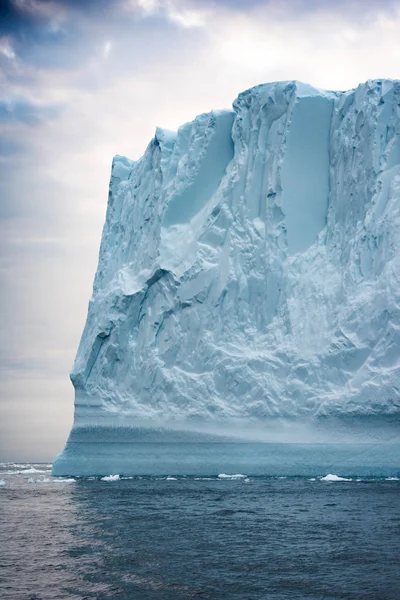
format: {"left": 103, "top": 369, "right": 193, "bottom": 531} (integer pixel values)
{"left": 1, "top": 0, "right": 400, "bottom": 461}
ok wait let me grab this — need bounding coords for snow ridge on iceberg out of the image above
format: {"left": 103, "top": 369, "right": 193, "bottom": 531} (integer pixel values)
{"left": 53, "top": 80, "right": 400, "bottom": 476}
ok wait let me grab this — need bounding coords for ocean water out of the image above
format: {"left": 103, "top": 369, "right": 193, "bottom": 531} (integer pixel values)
{"left": 1, "top": 463, "right": 399, "bottom": 600}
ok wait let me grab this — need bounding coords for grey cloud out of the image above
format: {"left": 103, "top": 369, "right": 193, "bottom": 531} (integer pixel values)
{"left": 0, "top": 355, "right": 65, "bottom": 379}
{"left": 1, "top": 0, "right": 204, "bottom": 74}
{"left": 9, "top": 0, "right": 392, "bottom": 81}
{"left": 0, "top": 0, "right": 116, "bottom": 34}
{"left": 0, "top": 97, "right": 61, "bottom": 124}
{"left": 205, "top": 0, "right": 400, "bottom": 15}
{"left": 0, "top": 135, "right": 23, "bottom": 155}
{"left": 0, "top": 0, "right": 107, "bottom": 70}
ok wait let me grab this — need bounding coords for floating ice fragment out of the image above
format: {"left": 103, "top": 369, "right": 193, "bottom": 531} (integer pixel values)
{"left": 218, "top": 473, "right": 247, "bottom": 479}
{"left": 101, "top": 474, "right": 120, "bottom": 481}
{"left": 385, "top": 477, "right": 399, "bottom": 481}
{"left": 25, "top": 467, "right": 47, "bottom": 473}
{"left": 8, "top": 468, "right": 48, "bottom": 475}
{"left": 0, "top": 479, "right": 6, "bottom": 487}
{"left": 166, "top": 476, "right": 177, "bottom": 480}
{"left": 320, "top": 474, "right": 352, "bottom": 482}
{"left": 27, "top": 478, "right": 34, "bottom": 483}
{"left": 53, "top": 478, "right": 76, "bottom": 483}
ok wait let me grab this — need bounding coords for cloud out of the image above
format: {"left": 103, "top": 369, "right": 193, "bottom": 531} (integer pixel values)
{"left": 203, "top": 0, "right": 400, "bottom": 18}
{"left": 0, "top": 135, "right": 22, "bottom": 155}
{"left": 0, "top": 96, "right": 61, "bottom": 124}
{"left": 133, "top": 0, "right": 400, "bottom": 24}
{"left": 134, "top": 0, "right": 210, "bottom": 28}
{"left": 0, "top": 37, "right": 16, "bottom": 59}
{"left": 0, "top": 0, "right": 65, "bottom": 37}
{"left": 201, "top": 0, "right": 400, "bottom": 91}
{"left": 103, "top": 40, "right": 112, "bottom": 59}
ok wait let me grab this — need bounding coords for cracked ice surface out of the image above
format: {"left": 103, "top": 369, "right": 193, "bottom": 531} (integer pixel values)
{"left": 53, "top": 80, "right": 400, "bottom": 475}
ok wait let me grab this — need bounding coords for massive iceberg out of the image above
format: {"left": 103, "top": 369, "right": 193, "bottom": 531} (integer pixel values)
{"left": 53, "top": 80, "right": 400, "bottom": 476}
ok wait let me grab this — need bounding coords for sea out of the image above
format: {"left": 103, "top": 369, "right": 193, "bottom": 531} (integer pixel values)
{"left": 0, "top": 462, "right": 399, "bottom": 600}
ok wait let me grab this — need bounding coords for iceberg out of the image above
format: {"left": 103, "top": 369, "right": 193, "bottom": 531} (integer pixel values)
{"left": 53, "top": 80, "right": 400, "bottom": 477}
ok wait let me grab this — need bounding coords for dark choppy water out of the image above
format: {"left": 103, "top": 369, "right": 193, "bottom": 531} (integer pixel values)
{"left": 1, "top": 464, "right": 399, "bottom": 600}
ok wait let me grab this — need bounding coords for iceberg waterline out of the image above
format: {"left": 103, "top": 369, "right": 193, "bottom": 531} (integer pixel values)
{"left": 53, "top": 80, "right": 400, "bottom": 476}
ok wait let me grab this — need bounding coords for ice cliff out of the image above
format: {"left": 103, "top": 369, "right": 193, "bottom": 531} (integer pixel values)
{"left": 53, "top": 80, "right": 400, "bottom": 475}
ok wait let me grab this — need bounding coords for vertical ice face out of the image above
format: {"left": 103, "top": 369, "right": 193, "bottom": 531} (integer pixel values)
{"left": 66, "top": 80, "right": 400, "bottom": 432}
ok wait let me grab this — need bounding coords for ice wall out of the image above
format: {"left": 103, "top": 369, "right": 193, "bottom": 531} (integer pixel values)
{"left": 53, "top": 80, "right": 400, "bottom": 476}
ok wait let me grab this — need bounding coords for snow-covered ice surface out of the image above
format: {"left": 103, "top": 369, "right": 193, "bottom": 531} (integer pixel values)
{"left": 53, "top": 80, "right": 400, "bottom": 477}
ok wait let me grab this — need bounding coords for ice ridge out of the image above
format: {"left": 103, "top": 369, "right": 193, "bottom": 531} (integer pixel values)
{"left": 53, "top": 80, "right": 400, "bottom": 476}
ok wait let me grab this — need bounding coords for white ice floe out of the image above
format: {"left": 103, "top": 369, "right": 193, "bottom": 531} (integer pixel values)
{"left": 7, "top": 468, "right": 48, "bottom": 475}
{"left": 385, "top": 477, "right": 399, "bottom": 481}
{"left": 166, "top": 476, "right": 177, "bottom": 480}
{"left": 320, "top": 474, "right": 352, "bottom": 482}
{"left": 53, "top": 478, "right": 76, "bottom": 483}
{"left": 101, "top": 474, "right": 120, "bottom": 482}
{"left": 218, "top": 473, "right": 247, "bottom": 479}
{"left": 0, "top": 479, "right": 6, "bottom": 487}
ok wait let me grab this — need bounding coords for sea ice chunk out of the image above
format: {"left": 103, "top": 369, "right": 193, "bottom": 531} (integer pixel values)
{"left": 101, "top": 474, "right": 120, "bottom": 482}
{"left": 320, "top": 474, "right": 352, "bottom": 482}
{"left": 218, "top": 474, "right": 247, "bottom": 480}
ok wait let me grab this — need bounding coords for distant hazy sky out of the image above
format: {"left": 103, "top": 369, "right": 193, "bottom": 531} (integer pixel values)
{"left": 1, "top": 0, "right": 400, "bottom": 460}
